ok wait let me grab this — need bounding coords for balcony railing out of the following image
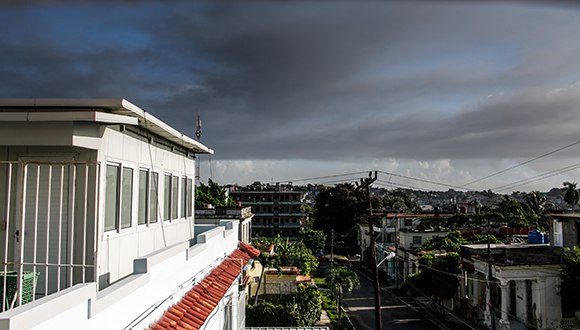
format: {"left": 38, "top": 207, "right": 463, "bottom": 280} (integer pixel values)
{"left": 0, "top": 160, "right": 99, "bottom": 311}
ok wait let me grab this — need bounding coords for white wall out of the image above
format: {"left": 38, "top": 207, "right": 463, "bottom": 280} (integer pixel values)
{"left": 96, "top": 127, "right": 197, "bottom": 285}
{"left": 399, "top": 231, "right": 448, "bottom": 250}
{"left": 0, "top": 221, "right": 240, "bottom": 330}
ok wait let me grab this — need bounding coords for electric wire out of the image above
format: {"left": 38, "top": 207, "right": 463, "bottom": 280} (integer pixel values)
{"left": 377, "top": 170, "right": 468, "bottom": 191}
{"left": 492, "top": 162, "right": 580, "bottom": 192}
{"left": 460, "top": 138, "right": 580, "bottom": 188}
{"left": 276, "top": 170, "right": 370, "bottom": 183}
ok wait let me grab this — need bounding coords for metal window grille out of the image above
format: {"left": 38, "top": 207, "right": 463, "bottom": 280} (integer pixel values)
{"left": 0, "top": 161, "right": 99, "bottom": 310}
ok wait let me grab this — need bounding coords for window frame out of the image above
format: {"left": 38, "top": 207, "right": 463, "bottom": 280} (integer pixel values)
{"left": 104, "top": 162, "right": 135, "bottom": 234}
{"left": 163, "top": 172, "right": 183, "bottom": 222}
{"left": 137, "top": 168, "right": 161, "bottom": 228}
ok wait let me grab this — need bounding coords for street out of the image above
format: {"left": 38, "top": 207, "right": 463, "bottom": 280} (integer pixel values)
{"left": 343, "top": 273, "right": 440, "bottom": 330}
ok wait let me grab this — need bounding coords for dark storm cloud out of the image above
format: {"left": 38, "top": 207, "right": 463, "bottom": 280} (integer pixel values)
{"left": 2, "top": 1, "right": 580, "bottom": 163}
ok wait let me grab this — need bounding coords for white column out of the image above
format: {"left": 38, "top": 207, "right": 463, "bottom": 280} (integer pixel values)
{"left": 536, "top": 277, "right": 546, "bottom": 329}
{"left": 499, "top": 280, "right": 510, "bottom": 329}
{"left": 484, "top": 279, "right": 492, "bottom": 328}
{"left": 472, "top": 273, "right": 480, "bottom": 306}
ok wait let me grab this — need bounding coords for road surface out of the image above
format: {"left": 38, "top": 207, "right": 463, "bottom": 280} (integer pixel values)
{"left": 343, "top": 274, "right": 440, "bottom": 330}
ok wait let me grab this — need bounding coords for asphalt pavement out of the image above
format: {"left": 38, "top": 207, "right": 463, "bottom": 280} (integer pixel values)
{"left": 342, "top": 273, "right": 441, "bottom": 330}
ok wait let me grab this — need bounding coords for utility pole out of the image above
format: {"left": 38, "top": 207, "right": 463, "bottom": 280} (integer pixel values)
{"left": 487, "top": 215, "right": 496, "bottom": 330}
{"left": 360, "top": 171, "right": 381, "bottom": 330}
{"left": 394, "top": 213, "right": 400, "bottom": 289}
{"left": 330, "top": 228, "right": 335, "bottom": 270}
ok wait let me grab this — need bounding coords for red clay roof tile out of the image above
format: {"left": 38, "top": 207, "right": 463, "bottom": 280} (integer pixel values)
{"left": 149, "top": 243, "right": 260, "bottom": 330}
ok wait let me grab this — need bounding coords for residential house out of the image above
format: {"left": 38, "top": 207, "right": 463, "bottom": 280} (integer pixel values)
{"left": 548, "top": 213, "right": 580, "bottom": 248}
{"left": 460, "top": 244, "right": 563, "bottom": 330}
{"left": 0, "top": 99, "right": 258, "bottom": 329}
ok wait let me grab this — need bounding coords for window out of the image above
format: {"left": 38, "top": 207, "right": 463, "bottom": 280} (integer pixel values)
{"left": 172, "top": 176, "right": 179, "bottom": 219}
{"left": 164, "top": 173, "right": 181, "bottom": 221}
{"left": 150, "top": 172, "right": 159, "bottom": 224}
{"left": 105, "top": 165, "right": 119, "bottom": 232}
{"left": 164, "top": 174, "right": 171, "bottom": 221}
{"left": 186, "top": 178, "right": 193, "bottom": 217}
{"left": 105, "top": 164, "right": 133, "bottom": 232}
{"left": 412, "top": 236, "right": 422, "bottom": 245}
{"left": 404, "top": 219, "right": 413, "bottom": 227}
{"left": 121, "top": 167, "right": 133, "bottom": 229}
{"left": 181, "top": 177, "right": 187, "bottom": 218}
{"left": 138, "top": 170, "right": 148, "bottom": 225}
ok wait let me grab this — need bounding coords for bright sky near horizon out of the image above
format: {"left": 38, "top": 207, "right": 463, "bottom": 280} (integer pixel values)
{"left": 2, "top": 1, "right": 580, "bottom": 191}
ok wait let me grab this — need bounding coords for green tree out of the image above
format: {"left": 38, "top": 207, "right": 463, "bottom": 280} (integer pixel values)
{"left": 405, "top": 252, "right": 461, "bottom": 300}
{"left": 525, "top": 191, "right": 546, "bottom": 214}
{"left": 299, "top": 229, "right": 326, "bottom": 254}
{"left": 246, "top": 302, "right": 294, "bottom": 326}
{"left": 284, "top": 284, "right": 323, "bottom": 326}
{"left": 195, "top": 179, "right": 236, "bottom": 208}
{"left": 563, "top": 181, "right": 579, "bottom": 213}
{"left": 247, "top": 285, "right": 323, "bottom": 327}
{"left": 325, "top": 266, "right": 360, "bottom": 322}
{"left": 383, "top": 191, "right": 420, "bottom": 212}
{"left": 420, "top": 230, "right": 501, "bottom": 252}
{"left": 313, "top": 183, "right": 367, "bottom": 234}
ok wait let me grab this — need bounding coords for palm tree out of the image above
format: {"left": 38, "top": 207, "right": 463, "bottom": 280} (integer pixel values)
{"left": 525, "top": 191, "right": 546, "bottom": 214}
{"left": 325, "top": 266, "right": 360, "bottom": 323}
{"left": 563, "top": 182, "right": 579, "bottom": 213}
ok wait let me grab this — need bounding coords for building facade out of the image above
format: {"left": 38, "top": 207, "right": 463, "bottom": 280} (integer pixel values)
{"left": 230, "top": 185, "right": 306, "bottom": 238}
{"left": 0, "top": 99, "right": 257, "bottom": 329}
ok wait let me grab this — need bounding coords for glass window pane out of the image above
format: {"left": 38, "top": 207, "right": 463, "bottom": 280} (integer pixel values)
{"left": 187, "top": 178, "right": 193, "bottom": 217}
{"left": 150, "top": 172, "right": 159, "bottom": 223}
{"left": 121, "top": 168, "right": 133, "bottom": 229}
{"left": 172, "top": 176, "right": 179, "bottom": 219}
{"left": 138, "top": 170, "right": 148, "bottom": 225}
{"left": 104, "top": 165, "right": 119, "bottom": 232}
{"left": 164, "top": 174, "right": 171, "bottom": 221}
{"left": 181, "top": 177, "right": 187, "bottom": 218}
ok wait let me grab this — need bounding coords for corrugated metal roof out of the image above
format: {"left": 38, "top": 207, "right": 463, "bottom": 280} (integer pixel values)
{"left": 0, "top": 98, "right": 213, "bottom": 154}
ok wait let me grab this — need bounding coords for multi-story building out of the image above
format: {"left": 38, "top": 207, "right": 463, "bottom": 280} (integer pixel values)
{"left": 230, "top": 184, "right": 306, "bottom": 238}
{"left": 0, "top": 99, "right": 258, "bottom": 329}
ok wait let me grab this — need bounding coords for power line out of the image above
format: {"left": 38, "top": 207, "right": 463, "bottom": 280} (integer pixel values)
{"left": 276, "top": 170, "right": 370, "bottom": 183}
{"left": 377, "top": 170, "right": 468, "bottom": 191}
{"left": 460, "top": 138, "right": 580, "bottom": 188}
{"left": 492, "top": 162, "right": 580, "bottom": 192}
{"left": 375, "top": 179, "right": 427, "bottom": 191}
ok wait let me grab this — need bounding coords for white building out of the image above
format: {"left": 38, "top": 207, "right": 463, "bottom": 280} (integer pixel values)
{"left": 0, "top": 99, "right": 257, "bottom": 329}
{"left": 460, "top": 244, "right": 563, "bottom": 330}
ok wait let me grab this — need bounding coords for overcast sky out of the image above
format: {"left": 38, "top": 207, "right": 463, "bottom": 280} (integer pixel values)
{"left": 2, "top": 1, "right": 580, "bottom": 191}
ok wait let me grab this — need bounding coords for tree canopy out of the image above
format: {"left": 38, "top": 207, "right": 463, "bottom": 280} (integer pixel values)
{"left": 195, "top": 179, "right": 237, "bottom": 208}
{"left": 246, "top": 284, "right": 322, "bottom": 327}
{"left": 561, "top": 246, "right": 580, "bottom": 312}
{"left": 419, "top": 230, "right": 502, "bottom": 252}
{"left": 313, "top": 183, "right": 367, "bottom": 234}
{"left": 563, "top": 181, "right": 579, "bottom": 212}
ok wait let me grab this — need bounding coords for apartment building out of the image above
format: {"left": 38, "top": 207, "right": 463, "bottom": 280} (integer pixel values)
{"left": 230, "top": 184, "right": 306, "bottom": 238}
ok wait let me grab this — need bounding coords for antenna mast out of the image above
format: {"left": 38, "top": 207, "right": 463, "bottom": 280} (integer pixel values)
{"left": 195, "top": 113, "right": 202, "bottom": 185}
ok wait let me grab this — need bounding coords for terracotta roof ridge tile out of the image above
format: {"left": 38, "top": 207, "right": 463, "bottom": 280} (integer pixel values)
{"left": 150, "top": 247, "right": 254, "bottom": 330}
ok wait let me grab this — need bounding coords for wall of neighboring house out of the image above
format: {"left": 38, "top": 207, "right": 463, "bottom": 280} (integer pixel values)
{"left": 399, "top": 231, "right": 448, "bottom": 250}
{"left": 96, "top": 126, "right": 197, "bottom": 287}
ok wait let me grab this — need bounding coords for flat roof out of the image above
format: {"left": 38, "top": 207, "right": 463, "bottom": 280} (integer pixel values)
{"left": 546, "top": 213, "right": 580, "bottom": 219}
{"left": 0, "top": 98, "right": 213, "bottom": 154}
